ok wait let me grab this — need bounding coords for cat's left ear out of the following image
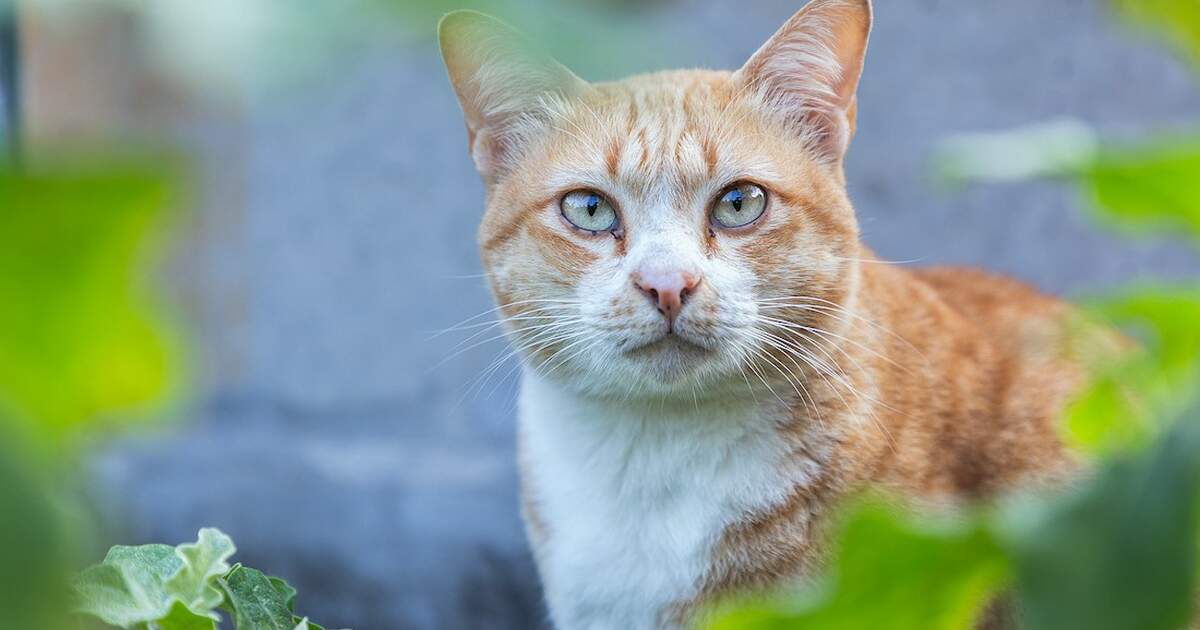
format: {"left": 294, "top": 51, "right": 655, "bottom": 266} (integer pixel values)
{"left": 734, "top": 0, "right": 872, "bottom": 164}
{"left": 439, "top": 10, "right": 589, "bottom": 183}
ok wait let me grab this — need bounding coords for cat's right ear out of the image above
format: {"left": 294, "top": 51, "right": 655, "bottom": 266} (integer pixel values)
{"left": 438, "top": 11, "right": 588, "bottom": 182}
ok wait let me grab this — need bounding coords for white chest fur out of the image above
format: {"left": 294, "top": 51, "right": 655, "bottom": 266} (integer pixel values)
{"left": 519, "top": 373, "right": 813, "bottom": 630}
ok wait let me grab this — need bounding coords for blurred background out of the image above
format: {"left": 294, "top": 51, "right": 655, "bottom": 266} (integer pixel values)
{"left": 4, "top": 0, "right": 1200, "bottom": 628}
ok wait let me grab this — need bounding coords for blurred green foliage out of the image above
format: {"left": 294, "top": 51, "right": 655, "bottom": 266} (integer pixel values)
{"left": 0, "top": 163, "right": 180, "bottom": 448}
{"left": 0, "top": 158, "right": 181, "bottom": 628}
{"left": 706, "top": 504, "right": 1008, "bottom": 630}
{"left": 1064, "top": 288, "right": 1200, "bottom": 455}
{"left": 1002, "top": 420, "right": 1200, "bottom": 630}
{"left": 1114, "top": 0, "right": 1200, "bottom": 64}
{"left": 705, "top": 1, "right": 1200, "bottom": 628}
{"left": 0, "top": 444, "right": 70, "bottom": 629}
{"left": 1086, "top": 141, "right": 1200, "bottom": 240}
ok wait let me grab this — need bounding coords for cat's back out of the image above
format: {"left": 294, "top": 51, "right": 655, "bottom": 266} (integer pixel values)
{"left": 856, "top": 263, "right": 1083, "bottom": 497}
{"left": 910, "top": 266, "right": 1067, "bottom": 331}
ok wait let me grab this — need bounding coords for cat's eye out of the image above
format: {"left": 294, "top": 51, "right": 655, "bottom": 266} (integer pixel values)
{"left": 710, "top": 183, "right": 767, "bottom": 229}
{"left": 560, "top": 190, "right": 618, "bottom": 233}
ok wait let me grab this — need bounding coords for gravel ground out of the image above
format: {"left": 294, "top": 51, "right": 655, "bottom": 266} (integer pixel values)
{"left": 93, "top": 0, "right": 1200, "bottom": 628}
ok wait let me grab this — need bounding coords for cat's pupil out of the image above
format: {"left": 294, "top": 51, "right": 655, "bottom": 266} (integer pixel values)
{"left": 729, "top": 190, "right": 743, "bottom": 212}
{"left": 587, "top": 196, "right": 598, "bottom": 216}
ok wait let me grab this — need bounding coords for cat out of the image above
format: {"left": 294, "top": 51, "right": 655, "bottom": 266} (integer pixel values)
{"left": 439, "top": 1, "right": 1085, "bottom": 628}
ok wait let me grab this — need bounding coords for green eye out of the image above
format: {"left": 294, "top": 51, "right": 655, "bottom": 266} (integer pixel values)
{"left": 711, "top": 183, "right": 767, "bottom": 229}
{"left": 561, "top": 190, "right": 618, "bottom": 233}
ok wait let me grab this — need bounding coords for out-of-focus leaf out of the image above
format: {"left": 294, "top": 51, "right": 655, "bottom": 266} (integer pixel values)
{"left": 1084, "top": 140, "right": 1200, "bottom": 240}
{"left": 0, "top": 445, "right": 71, "bottom": 630}
{"left": 0, "top": 162, "right": 179, "bottom": 447}
{"left": 933, "top": 119, "right": 1099, "bottom": 187}
{"left": 73, "top": 529, "right": 233, "bottom": 627}
{"left": 219, "top": 565, "right": 297, "bottom": 630}
{"left": 1114, "top": 0, "right": 1200, "bottom": 64}
{"left": 1064, "top": 287, "right": 1200, "bottom": 455}
{"left": 1003, "top": 419, "right": 1200, "bottom": 630}
{"left": 703, "top": 502, "right": 1007, "bottom": 630}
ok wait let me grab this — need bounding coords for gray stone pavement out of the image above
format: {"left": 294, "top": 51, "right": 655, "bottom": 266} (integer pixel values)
{"left": 92, "top": 0, "right": 1200, "bottom": 628}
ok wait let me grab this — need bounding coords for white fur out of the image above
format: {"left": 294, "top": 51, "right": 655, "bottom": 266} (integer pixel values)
{"left": 520, "top": 373, "right": 823, "bottom": 630}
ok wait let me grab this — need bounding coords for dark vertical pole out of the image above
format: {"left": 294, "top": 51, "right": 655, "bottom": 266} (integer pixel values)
{"left": 0, "top": 1, "right": 21, "bottom": 163}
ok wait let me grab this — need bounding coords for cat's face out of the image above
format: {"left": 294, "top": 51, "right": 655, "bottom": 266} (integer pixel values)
{"left": 441, "top": 0, "right": 872, "bottom": 398}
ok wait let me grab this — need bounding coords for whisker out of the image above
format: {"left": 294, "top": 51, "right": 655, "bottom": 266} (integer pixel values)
{"left": 431, "top": 318, "right": 584, "bottom": 372}
{"left": 757, "top": 314, "right": 911, "bottom": 375}
{"left": 757, "top": 296, "right": 926, "bottom": 362}
{"left": 459, "top": 326, "right": 583, "bottom": 404}
{"left": 430, "top": 298, "right": 581, "bottom": 340}
{"left": 749, "top": 321, "right": 898, "bottom": 451}
{"left": 830, "top": 255, "right": 926, "bottom": 265}
{"left": 745, "top": 329, "right": 823, "bottom": 427}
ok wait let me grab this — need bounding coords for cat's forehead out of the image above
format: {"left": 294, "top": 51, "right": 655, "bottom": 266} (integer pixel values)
{"left": 542, "top": 70, "right": 780, "bottom": 200}
{"left": 595, "top": 69, "right": 736, "bottom": 110}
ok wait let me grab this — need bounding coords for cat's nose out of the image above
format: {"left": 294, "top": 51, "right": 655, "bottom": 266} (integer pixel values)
{"left": 632, "top": 268, "right": 702, "bottom": 329}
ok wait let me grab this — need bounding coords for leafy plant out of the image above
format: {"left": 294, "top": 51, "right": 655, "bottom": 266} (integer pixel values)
{"left": 73, "top": 528, "right": 341, "bottom": 630}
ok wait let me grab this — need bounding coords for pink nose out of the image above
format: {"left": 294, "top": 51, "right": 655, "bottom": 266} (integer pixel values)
{"left": 632, "top": 268, "right": 702, "bottom": 329}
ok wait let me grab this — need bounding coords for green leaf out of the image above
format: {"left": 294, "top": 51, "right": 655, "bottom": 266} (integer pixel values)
{"left": 1083, "top": 140, "right": 1200, "bottom": 241}
{"left": 270, "top": 575, "right": 298, "bottom": 612}
{"left": 165, "top": 528, "right": 237, "bottom": 616}
{"left": 73, "top": 529, "right": 235, "bottom": 628}
{"left": 73, "top": 544, "right": 180, "bottom": 626}
{"left": 0, "top": 161, "right": 180, "bottom": 448}
{"left": 1113, "top": 0, "right": 1200, "bottom": 65}
{"left": 703, "top": 501, "right": 1008, "bottom": 630}
{"left": 220, "top": 565, "right": 297, "bottom": 630}
{"left": 1003, "top": 420, "right": 1200, "bottom": 630}
{"left": 157, "top": 601, "right": 219, "bottom": 630}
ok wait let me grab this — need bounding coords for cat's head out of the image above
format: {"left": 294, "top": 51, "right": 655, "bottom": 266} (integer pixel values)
{"left": 440, "top": 0, "right": 871, "bottom": 399}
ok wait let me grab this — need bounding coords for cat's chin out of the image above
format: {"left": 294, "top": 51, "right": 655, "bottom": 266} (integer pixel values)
{"left": 621, "top": 334, "right": 717, "bottom": 383}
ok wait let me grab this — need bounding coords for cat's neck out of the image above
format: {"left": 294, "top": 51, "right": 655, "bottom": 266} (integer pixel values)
{"left": 517, "top": 369, "right": 838, "bottom": 630}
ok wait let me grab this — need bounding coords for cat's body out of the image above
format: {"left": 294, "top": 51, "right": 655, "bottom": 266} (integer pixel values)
{"left": 519, "top": 258, "right": 1079, "bottom": 630}
{"left": 439, "top": 2, "right": 1085, "bottom": 628}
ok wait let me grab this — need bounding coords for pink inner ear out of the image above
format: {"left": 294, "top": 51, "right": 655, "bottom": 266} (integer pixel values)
{"left": 439, "top": 10, "right": 591, "bottom": 183}
{"left": 736, "top": 0, "right": 872, "bottom": 162}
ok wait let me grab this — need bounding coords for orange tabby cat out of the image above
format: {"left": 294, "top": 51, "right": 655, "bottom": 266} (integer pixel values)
{"left": 439, "top": 1, "right": 1083, "bottom": 628}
